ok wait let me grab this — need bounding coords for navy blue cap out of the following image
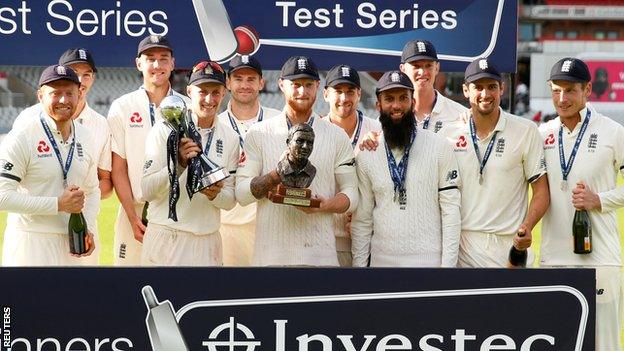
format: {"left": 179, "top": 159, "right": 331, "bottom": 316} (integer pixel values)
{"left": 39, "top": 65, "right": 81, "bottom": 87}
{"left": 325, "top": 64, "right": 360, "bottom": 88}
{"left": 549, "top": 57, "right": 591, "bottom": 83}
{"left": 228, "top": 55, "right": 262, "bottom": 76}
{"left": 376, "top": 71, "right": 414, "bottom": 95}
{"left": 464, "top": 57, "right": 502, "bottom": 83}
{"left": 188, "top": 61, "right": 226, "bottom": 86}
{"left": 58, "top": 48, "right": 97, "bottom": 73}
{"left": 401, "top": 40, "right": 438, "bottom": 63}
{"left": 280, "top": 56, "right": 319, "bottom": 81}
{"left": 137, "top": 35, "right": 173, "bottom": 57}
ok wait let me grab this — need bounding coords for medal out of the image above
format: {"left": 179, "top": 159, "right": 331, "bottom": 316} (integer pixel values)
{"left": 560, "top": 180, "right": 568, "bottom": 191}
{"left": 479, "top": 173, "right": 484, "bottom": 185}
{"left": 398, "top": 189, "right": 407, "bottom": 210}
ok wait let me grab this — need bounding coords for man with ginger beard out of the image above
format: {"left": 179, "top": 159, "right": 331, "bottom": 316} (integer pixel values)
{"left": 351, "top": 71, "right": 461, "bottom": 267}
{"left": 235, "top": 56, "right": 358, "bottom": 266}
{"left": 438, "top": 57, "right": 549, "bottom": 268}
{"left": 0, "top": 65, "right": 98, "bottom": 265}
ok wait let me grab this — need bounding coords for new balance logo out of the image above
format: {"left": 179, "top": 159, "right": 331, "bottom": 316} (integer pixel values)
{"left": 561, "top": 60, "right": 572, "bottom": 73}
{"left": 416, "top": 41, "right": 427, "bottom": 53}
{"left": 596, "top": 288, "right": 604, "bottom": 295}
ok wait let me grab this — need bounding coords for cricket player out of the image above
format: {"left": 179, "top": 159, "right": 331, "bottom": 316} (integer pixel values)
{"left": 438, "top": 58, "right": 549, "bottom": 267}
{"left": 400, "top": 39, "right": 467, "bottom": 132}
{"left": 108, "top": 35, "right": 189, "bottom": 265}
{"left": 539, "top": 57, "right": 624, "bottom": 351}
{"left": 0, "top": 65, "right": 98, "bottom": 265}
{"left": 235, "top": 56, "right": 358, "bottom": 266}
{"left": 322, "top": 64, "right": 381, "bottom": 267}
{"left": 141, "top": 61, "right": 239, "bottom": 266}
{"left": 218, "top": 55, "right": 280, "bottom": 266}
{"left": 351, "top": 71, "right": 461, "bottom": 267}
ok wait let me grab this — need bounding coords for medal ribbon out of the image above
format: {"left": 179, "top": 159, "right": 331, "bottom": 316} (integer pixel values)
{"left": 469, "top": 116, "right": 498, "bottom": 183}
{"left": 40, "top": 114, "right": 75, "bottom": 188}
{"left": 559, "top": 109, "right": 591, "bottom": 184}
{"left": 384, "top": 129, "right": 416, "bottom": 205}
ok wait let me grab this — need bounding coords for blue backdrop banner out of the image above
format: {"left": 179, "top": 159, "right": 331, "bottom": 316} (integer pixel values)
{"left": 0, "top": 0, "right": 517, "bottom": 71}
{"left": 0, "top": 268, "right": 594, "bottom": 351}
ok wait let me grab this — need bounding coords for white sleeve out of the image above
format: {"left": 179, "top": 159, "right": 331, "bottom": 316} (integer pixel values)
{"left": 98, "top": 122, "right": 112, "bottom": 171}
{"left": 141, "top": 124, "right": 171, "bottom": 202}
{"left": 334, "top": 131, "right": 358, "bottom": 212}
{"left": 235, "top": 129, "right": 263, "bottom": 206}
{"left": 0, "top": 131, "right": 57, "bottom": 214}
{"left": 437, "top": 139, "right": 461, "bottom": 267}
{"left": 107, "top": 100, "right": 126, "bottom": 158}
{"left": 350, "top": 154, "right": 374, "bottom": 267}
{"left": 599, "top": 124, "right": 624, "bottom": 213}
{"left": 209, "top": 137, "right": 239, "bottom": 210}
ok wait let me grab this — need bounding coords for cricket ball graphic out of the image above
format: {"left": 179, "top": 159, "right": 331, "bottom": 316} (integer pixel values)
{"left": 234, "top": 25, "right": 260, "bottom": 55}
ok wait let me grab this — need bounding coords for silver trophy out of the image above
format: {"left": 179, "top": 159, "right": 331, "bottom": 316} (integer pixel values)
{"left": 160, "top": 95, "right": 230, "bottom": 193}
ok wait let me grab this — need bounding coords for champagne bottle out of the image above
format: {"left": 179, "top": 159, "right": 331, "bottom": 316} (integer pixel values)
{"left": 68, "top": 212, "right": 87, "bottom": 255}
{"left": 141, "top": 202, "right": 149, "bottom": 226}
{"left": 508, "top": 229, "right": 527, "bottom": 268}
{"left": 573, "top": 210, "right": 592, "bottom": 254}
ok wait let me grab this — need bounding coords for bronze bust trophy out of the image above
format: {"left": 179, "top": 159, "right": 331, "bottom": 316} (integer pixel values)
{"left": 270, "top": 123, "right": 320, "bottom": 207}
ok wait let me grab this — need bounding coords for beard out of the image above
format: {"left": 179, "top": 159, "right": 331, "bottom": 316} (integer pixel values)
{"left": 379, "top": 109, "right": 416, "bottom": 149}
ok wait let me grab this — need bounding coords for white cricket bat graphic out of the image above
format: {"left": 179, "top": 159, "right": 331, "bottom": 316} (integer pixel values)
{"left": 143, "top": 286, "right": 189, "bottom": 351}
{"left": 192, "top": 0, "right": 238, "bottom": 63}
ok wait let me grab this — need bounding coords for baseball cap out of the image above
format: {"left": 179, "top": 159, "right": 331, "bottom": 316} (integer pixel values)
{"left": 325, "top": 64, "right": 360, "bottom": 88}
{"left": 58, "top": 48, "right": 97, "bottom": 73}
{"left": 375, "top": 70, "right": 414, "bottom": 95}
{"left": 280, "top": 56, "right": 319, "bottom": 81}
{"left": 188, "top": 61, "right": 226, "bottom": 86}
{"left": 464, "top": 57, "right": 502, "bottom": 84}
{"left": 549, "top": 57, "right": 591, "bottom": 83}
{"left": 401, "top": 40, "right": 438, "bottom": 63}
{"left": 137, "top": 35, "right": 173, "bottom": 57}
{"left": 228, "top": 55, "right": 262, "bottom": 76}
{"left": 38, "top": 65, "right": 81, "bottom": 87}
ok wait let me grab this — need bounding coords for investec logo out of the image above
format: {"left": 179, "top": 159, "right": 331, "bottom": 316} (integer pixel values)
{"left": 202, "top": 317, "right": 556, "bottom": 351}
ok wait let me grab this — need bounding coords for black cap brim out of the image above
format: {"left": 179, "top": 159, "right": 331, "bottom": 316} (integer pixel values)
{"left": 229, "top": 65, "right": 262, "bottom": 76}
{"left": 549, "top": 74, "right": 589, "bottom": 83}
{"left": 138, "top": 44, "right": 173, "bottom": 57}
{"left": 402, "top": 54, "right": 438, "bottom": 63}
{"left": 376, "top": 83, "right": 414, "bottom": 94}
{"left": 281, "top": 73, "right": 319, "bottom": 81}
{"left": 465, "top": 72, "right": 502, "bottom": 84}
{"left": 325, "top": 78, "right": 359, "bottom": 88}
{"left": 61, "top": 59, "right": 98, "bottom": 73}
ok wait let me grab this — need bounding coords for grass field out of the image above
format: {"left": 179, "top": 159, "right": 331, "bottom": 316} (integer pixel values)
{"left": 0, "top": 177, "right": 623, "bottom": 265}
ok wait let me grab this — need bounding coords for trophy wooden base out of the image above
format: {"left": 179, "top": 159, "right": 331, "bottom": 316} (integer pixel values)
{"left": 269, "top": 184, "right": 320, "bottom": 208}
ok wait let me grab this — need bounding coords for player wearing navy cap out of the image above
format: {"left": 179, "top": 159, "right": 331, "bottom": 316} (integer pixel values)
{"left": 322, "top": 64, "right": 381, "bottom": 267}
{"left": 235, "top": 56, "right": 358, "bottom": 266}
{"left": 351, "top": 70, "right": 461, "bottom": 267}
{"left": 108, "top": 35, "right": 189, "bottom": 265}
{"left": 0, "top": 65, "right": 99, "bottom": 265}
{"left": 539, "top": 57, "right": 624, "bottom": 351}
{"left": 218, "top": 55, "right": 280, "bottom": 266}
{"left": 438, "top": 57, "right": 549, "bottom": 268}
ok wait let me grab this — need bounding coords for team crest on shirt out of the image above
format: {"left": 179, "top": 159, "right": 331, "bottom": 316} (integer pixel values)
{"left": 143, "top": 159, "right": 153, "bottom": 172}
{"left": 543, "top": 132, "right": 556, "bottom": 149}
{"left": 216, "top": 139, "right": 223, "bottom": 157}
{"left": 454, "top": 135, "right": 468, "bottom": 152}
{"left": 130, "top": 112, "right": 144, "bottom": 128}
{"left": 36, "top": 140, "right": 53, "bottom": 157}
{"left": 433, "top": 121, "right": 443, "bottom": 133}
{"left": 587, "top": 133, "right": 598, "bottom": 152}
{"left": 495, "top": 138, "right": 505, "bottom": 155}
